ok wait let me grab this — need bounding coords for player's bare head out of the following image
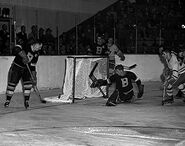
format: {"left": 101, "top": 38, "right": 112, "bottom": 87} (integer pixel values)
{"left": 108, "top": 37, "right": 113, "bottom": 44}
{"left": 30, "top": 39, "right": 43, "bottom": 52}
{"left": 161, "top": 48, "right": 171, "bottom": 60}
{"left": 158, "top": 45, "right": 164, "bottom": 54}
{"left": 178, "top": 45, "right": 185, "bottom": 57}
{"left": 97, "top": 34, "right": 104, "bottom": 45}
{"left": 16, "top": 38, "right": 24, "bottom": 46}
{"left": 115, "top": 64, "right": 125, "bottom": 76}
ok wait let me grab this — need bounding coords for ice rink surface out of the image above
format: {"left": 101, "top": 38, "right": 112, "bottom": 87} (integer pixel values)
{"left": 0, "top": 81, "right": 185, "bottom": 146}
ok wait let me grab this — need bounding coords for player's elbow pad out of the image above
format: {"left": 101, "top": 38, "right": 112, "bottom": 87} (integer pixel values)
{"left": 12, "top": 45, "right": 22, "bottom": 55}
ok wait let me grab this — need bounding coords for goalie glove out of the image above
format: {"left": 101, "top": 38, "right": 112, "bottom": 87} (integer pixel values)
{"left": 91, "top": 79, "right": 108, "bottom": 88}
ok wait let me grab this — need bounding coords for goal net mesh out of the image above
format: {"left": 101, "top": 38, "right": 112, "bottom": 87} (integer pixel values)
{"left": 44, "top": 56, "right": 108, "bottom": 103}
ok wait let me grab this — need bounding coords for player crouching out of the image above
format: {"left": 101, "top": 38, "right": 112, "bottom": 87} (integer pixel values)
{"left": 161, "top": 48, "right": 185, "bottom": 105}
{"left": 92, "top": 64, "right": 144, "bottom": 106}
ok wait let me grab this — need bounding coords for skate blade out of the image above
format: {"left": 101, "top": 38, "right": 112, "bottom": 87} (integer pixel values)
{"left": 162, "top": 100, "right": 174, "bottom": 106}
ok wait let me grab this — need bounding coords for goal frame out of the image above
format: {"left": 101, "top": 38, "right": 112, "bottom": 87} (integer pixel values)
{"left": 66, "top": 55, "right": 109, "bottom": 103}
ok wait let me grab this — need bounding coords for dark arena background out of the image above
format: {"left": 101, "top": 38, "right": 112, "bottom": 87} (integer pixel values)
{"left": 0, "top": 0, "right": 185, "bottom": 145}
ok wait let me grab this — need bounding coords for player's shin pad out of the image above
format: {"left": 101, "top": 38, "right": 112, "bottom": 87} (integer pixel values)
{"left": 26, "top": 64, "right": 46, "bottom": 103}
{"left": 162, "top": 77, "right": 175, "bottom": 100}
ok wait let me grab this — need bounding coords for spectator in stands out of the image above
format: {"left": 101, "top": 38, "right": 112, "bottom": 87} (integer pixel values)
{"left": 0, "top": 36, "right": 3, "bottom": 54}
{"left": 38, "top": 27, "right": 47, "bottom": 55}
{"left": 38, "top": 27, "right": 45, "bottom": 43}
{"left": 16, "top": 25, "right": 28, "bottom": 49}
{"left": 0, "top": 24, "right": 10, "bottom": 55}
{"left": 59, "top": 32, "right": 68, "bottom": 55}
{"left": 44, "top": 28, "right": 55, "bottom": 55}
{"left": 28, "top": 25, "right": 38, "bottom": 45}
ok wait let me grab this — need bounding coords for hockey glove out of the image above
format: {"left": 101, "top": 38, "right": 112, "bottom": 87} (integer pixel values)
{"left": 120, "top": 55, "right": 125, "bottom": 61}
{"left": 91, "top": 79, "right": 107, "bottom": 88}
{"left": 164, "top": 77, "right": 176, "bottom": 89}
{"left": 164, "top": 68, "right": 172, "bottom": 77}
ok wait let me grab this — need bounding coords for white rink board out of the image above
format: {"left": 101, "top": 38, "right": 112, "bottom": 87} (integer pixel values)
{"left": 116, "top": 54, "right": 164, "bottom": 82}
{"left": 0, "top": 55, "right": 164, "bottom": 93}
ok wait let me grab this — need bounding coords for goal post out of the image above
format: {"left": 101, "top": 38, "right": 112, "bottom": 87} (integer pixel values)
{"left": 66, "top": 55, "right": 109, "bottom": 103}
{"left": 44, "top": 55, "right": 109, "bottom": 103}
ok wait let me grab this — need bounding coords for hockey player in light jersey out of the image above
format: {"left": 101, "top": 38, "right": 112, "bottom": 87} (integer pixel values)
{"left": 106, "top": 37, "right": 125, "bottom": 75}
{"left": 4, "top": 38, "right": 42, "bottom": 109}
{"left": 106, "top": 37, "right": 137, "bottom": 76}
{"left": 161, "top": 48, "right": 185, "bottom": 104}
{"left": 172, "top": 48, "right": 185, "bottom": 100}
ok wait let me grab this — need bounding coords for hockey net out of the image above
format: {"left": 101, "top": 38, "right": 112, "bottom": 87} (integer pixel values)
{"left": 44, "top": 55, "right": 108, "bottom": 103}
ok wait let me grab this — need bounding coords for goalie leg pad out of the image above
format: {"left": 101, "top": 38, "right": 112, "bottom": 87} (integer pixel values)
{"left": 106, "top": 90, "right": 119, "bottom": 105}
{"left": 137, "top": 84, "right": 144, "bottom": 99}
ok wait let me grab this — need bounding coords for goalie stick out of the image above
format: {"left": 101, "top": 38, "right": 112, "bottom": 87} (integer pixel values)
{"left": 123, "top": 64, "right": 137, "bottom": 70}
{"left": 89, "top": 62, "right": 107, "bottom": 98}
{"left": 26, "top": 64, "right": 46, "bottom": 103}
{"left": 109, "top": 62, "right": 137, "bottom": 70}
{"left": 127, "top": 64, "right": 137, "bottom": 70}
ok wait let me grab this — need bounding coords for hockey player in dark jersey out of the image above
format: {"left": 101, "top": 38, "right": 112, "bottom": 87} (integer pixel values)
{"left": 91, "top": 35, "right": 108, "bottom": 55}
{"left": 4, "top": 38, "right": 42, "bottom": 109}
{"left": 92, "top": 64, "right": 144, "bottom": 106}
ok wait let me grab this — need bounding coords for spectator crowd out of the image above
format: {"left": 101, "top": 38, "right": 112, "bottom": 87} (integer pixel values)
{"left": 0, "top": 0, "right": 184, "bottom": 55}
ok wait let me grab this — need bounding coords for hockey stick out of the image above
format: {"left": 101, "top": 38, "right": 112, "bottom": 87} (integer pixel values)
{"left": 26, "top": 64, "right": 46, "bottom": 103}
{"left": 109, "top": 62, "right": 137, "bottom": 70}
{"left": 128, "top": 64, "right": 137, "bottom": 70}
{"left": 89, "top": 62, "right": 107, "bottom": 98}
{"left": 162, "top": 82, "right": 166, "bottom": 106}
{"left": 123, "top": 64, "right": 137, "bottom": 70}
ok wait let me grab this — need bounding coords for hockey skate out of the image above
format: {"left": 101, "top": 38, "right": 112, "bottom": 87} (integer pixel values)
{"left": 106, "top": 101, "right": 116, "bottom": 106}
{"left": 162, "top": 96, "right": 174, "bottom": 105}
{"left": 24, "top": 100, "right": 29, "bottom": 109}
{"left": 4, "top": 100, "right": 10, "bottom": 107}
{"left": 180, "top": 94, "right": 185, "bottom": 103}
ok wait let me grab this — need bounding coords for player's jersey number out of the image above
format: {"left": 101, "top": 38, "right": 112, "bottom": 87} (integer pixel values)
{"left": 121, "top": 78, "right": 128, "bottom": 87}
{"left": 96, "top": 46, "right": 103, "bottom": 54}
{"left": 27, "top": 52, "right": 33, "bottom": 62}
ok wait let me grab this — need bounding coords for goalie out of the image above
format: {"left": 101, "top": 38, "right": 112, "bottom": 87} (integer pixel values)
{"left": 91, "top": 64, "right": 144, "bottom": 106}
